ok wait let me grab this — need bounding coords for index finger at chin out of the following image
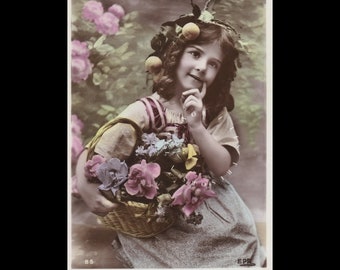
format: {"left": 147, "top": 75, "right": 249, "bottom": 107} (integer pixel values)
{"left": 200, "top": 82, "right": 207, "bottom": 99}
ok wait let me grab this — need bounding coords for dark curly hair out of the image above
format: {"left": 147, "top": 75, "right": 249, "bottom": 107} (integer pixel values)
{"left": 151, "top": 21, "right": 239, "bottom": 124}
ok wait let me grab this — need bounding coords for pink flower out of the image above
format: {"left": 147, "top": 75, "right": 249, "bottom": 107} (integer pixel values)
{"left": 72, "top": 134, "right": 84, "bottom": 164}
{"left": 71, "top": 114, "right": 84, "bottom": 136}
{"left": 71, "top": 114, "right": 84, "bottom": 163}
{"left": 94, "top": 12, "right": 120, "bottom": 36}
{"left": 71, "top": 40, "right": 93, "bottom": 83}
{"left": 71, "top": 40, "right": 90, "bottom": 58}
{"left": 71, "top": 56, "right": 93, "bottom": 83}
{"left": 171, "top": 172, "right": 216, "bottom": 217}
{"left": 108, "top": 4, "right": 125, "bottom": 20}
{"left": 124, "top": 159, "right": 160, "bottom": 199}
{"left": 82, "top": 0, "right": 104, "bottom": 22}
{"left": 84, "top": 154, "right": 106, "bottom": 178}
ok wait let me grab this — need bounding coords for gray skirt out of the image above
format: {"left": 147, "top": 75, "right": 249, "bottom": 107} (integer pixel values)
{"left": 112, "top": 182, "right": 266, "bottom": 268}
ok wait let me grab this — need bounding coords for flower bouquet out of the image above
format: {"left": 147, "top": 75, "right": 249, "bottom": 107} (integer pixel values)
{"left": 85, "top": 129, "right": 217, "bottom": 238}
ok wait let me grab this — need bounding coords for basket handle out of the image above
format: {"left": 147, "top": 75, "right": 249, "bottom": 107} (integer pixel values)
{"left": 86, "top": 117, "right": 143, "bottom": 161}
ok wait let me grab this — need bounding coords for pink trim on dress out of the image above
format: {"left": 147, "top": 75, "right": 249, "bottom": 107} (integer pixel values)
{"left": 139, "top": 97, "right": 166, "bottom": 133}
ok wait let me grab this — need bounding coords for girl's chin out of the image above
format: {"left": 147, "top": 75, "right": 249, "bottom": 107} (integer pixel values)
{"left": 182, "top": 81, "right": 203, "bottom": 90}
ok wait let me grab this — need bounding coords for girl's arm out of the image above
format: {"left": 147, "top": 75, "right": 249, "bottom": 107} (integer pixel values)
{"left": 75, "top": 101, "right": 148, "bottom": 215}
{"left": 189, "top": 124, "right": 231, "bottom": 176}
{"left": 182, "top": 83, "right": 232, "bottom": 176}
{"left": 75, "top": 149, "right": 119, "bottom": 216}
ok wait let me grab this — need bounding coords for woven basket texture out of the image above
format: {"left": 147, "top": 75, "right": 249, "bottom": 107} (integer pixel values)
{"left": 98, "top": 200, "right": 175, "bottom": 238}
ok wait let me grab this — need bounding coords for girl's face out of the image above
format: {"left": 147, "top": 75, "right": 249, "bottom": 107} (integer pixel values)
{"left": 175, "top": 41, "right": 223, "bottom": 92}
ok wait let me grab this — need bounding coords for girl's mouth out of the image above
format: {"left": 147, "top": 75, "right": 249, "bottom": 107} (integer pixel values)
{"left": 189, "top": 74, "right": 202, "bottom": 82}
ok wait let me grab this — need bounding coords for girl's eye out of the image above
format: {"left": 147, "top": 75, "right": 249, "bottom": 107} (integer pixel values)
{"left": 209, "top": 62, "right": 219, "bottom": 69}
{"left": 189, "top": 51, "right": 200, "bottom": 58}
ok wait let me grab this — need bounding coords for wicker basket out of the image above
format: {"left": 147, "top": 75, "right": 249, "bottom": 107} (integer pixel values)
{"left": 97, "top": 200, "right": 176, "bottom": 238}
{"left": 86, "top": 117, "right": 176, "bottom": 238}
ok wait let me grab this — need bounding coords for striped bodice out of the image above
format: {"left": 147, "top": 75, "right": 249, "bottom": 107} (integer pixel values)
{"left": 139, "top": 96, "right": 190, "bottom": 143}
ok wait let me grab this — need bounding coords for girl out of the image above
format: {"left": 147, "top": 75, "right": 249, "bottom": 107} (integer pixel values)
{"left": 75, "top": 10, "right": 266, "bottom": 268}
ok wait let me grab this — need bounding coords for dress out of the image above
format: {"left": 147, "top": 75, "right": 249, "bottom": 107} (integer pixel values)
{"left": 93, "top": 93, "right": 266, "bottom": 268}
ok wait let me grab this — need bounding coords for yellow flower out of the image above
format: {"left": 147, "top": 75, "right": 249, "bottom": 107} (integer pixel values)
{"left": 182, "top": 143, "right": 198, "bottom": 170}
{"left": 157, "top": 193, "right": 172, "bottom": 206}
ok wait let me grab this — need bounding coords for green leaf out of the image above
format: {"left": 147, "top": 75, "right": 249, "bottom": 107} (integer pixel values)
{"left": 199, "top": 10, "right": 214, "bottom": 22}
{"left": 123, "top": 11, "right": 138, "bottom": 22}
{"left": 102, "top": 56, "right": 121, "bottom": 68}
{"left": 105, "top": 113, "right": 116, "bottom": 121}
{"left": 115, "top": 42, "right": 129, "bottom": 55}
{"left": 97, "top": 108, "right": 108, "bottom": 116}
{"left": 99, "top": 80, "right": 110, "bottom": 90}
{"left": 100, "top": 104, "right": 116, "bottom": 112}
{"left": 118, "top": 66, "right": 128, "bottom": 73}
{"left": 92, "top": 71, "right": 108, "bottom": 86}
{"left": 93, "top": 35, "right": 107, "bottom": 48}
{"left": 100, "top": 65, "right": 110, "bottom": 73}
{"left": 92, "top": 123, "right": 100, "bottom": 129}
{"left": 123, "top": 22, "right": 134, "bottom": 29}
{"left": 95, "top": 44, "right": 114, "bottom": 55}
{"left": 121, "top": 51, "right": 135, "bottom": 60}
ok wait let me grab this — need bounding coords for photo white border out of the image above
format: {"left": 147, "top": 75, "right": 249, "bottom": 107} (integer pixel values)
{"left": 67, "top": 0, "right": 273, "bottom": 269}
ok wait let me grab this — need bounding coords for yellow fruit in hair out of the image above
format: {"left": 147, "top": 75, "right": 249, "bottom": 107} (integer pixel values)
{"left": 145, "top": 56, "right": 162, "bottom": 74}
{"left": 182, "top": 22, "right": 200, "bottom": 40}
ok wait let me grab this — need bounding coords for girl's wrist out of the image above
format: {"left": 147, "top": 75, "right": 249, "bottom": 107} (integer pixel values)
{"left": 188, "top": 122, "right": 205, "bottom": 134}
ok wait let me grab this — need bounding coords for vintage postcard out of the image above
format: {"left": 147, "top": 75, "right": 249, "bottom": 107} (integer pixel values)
{"left": 68, "top": 0, "right": 272, "bottom": 269}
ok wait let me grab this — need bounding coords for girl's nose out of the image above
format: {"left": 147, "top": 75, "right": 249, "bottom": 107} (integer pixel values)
{"left": 194, "top": 59, "right": 207, "bottom": 72}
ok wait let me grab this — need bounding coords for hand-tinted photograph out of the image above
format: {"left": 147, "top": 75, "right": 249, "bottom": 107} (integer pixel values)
{"left": 69, "top": 0, "right": 271, "bottom": 268}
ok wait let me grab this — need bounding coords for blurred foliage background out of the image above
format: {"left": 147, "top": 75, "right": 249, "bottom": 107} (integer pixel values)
{"left": 71, "top": 0, "right": 267, "bottom": 155}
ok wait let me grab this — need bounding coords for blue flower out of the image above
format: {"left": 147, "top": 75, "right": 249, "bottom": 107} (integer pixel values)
{"left": 96, "top": 157, "right": 129, "bottom": 196}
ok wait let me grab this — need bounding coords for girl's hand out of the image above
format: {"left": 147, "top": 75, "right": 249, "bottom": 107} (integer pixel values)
{"left": 78, "top": 182, "right": 119, "bottom": 216}
{"left": 181, "top": 82, "right": 206, "bottom": 127}
{"left": 76, "top": 150, "right": 119, "bottom": 216}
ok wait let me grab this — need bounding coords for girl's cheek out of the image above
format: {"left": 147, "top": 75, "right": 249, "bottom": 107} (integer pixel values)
{"left": 207, "top": 73, "right": 218, "bottom": 86}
